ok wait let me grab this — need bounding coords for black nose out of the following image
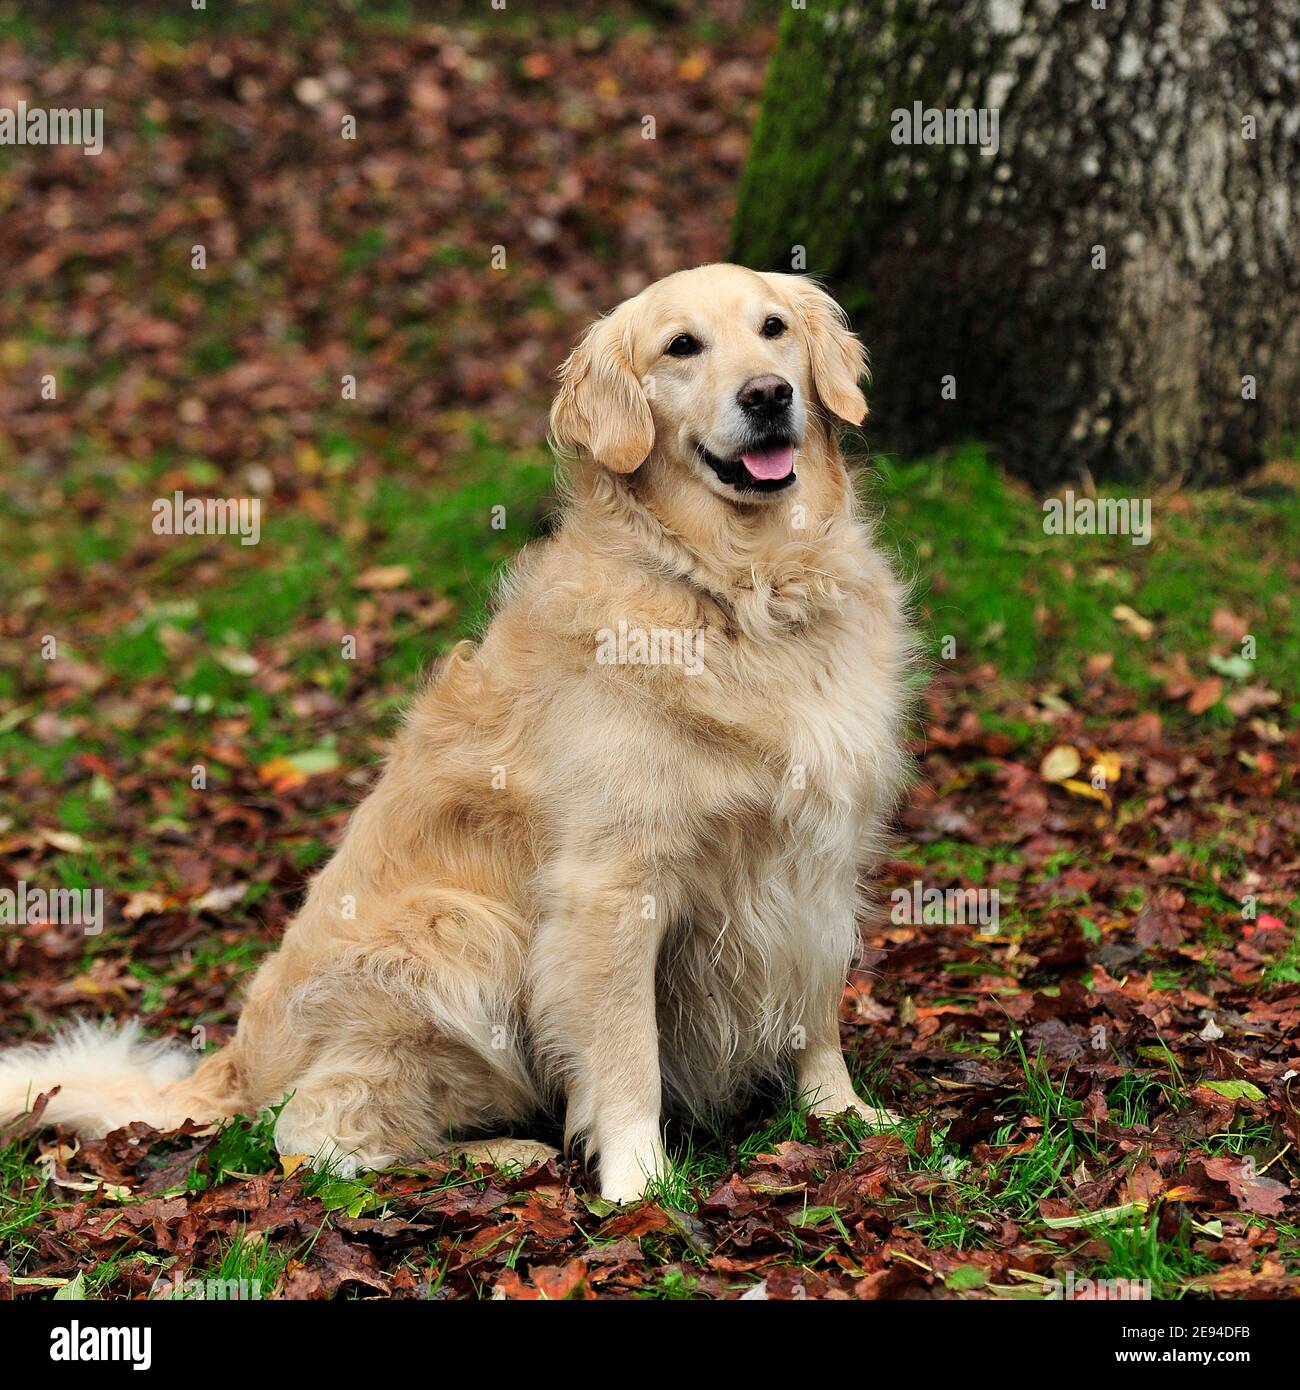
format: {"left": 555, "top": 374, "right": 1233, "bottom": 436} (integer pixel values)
{"left": 737, "top": 374, "right": 793, "bottom": 417}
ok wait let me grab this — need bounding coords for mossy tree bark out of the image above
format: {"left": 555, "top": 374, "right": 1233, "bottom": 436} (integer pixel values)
{"left": 731, "top": 0, "right": 1299, "bottom": 486}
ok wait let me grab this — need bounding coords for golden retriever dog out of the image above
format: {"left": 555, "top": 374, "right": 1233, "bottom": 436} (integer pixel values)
{"left": 0, "top": 264, "right": 911, "bottom": 1202}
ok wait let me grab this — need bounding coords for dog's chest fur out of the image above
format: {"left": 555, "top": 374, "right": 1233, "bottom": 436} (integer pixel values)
{"left": 645, "top": 539, "right": 910, "bottom": 1112}
{"left": 490, "top": 497, "right": 910, "bottom": 1117}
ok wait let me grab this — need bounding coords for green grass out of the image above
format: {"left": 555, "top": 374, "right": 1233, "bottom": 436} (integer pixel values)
{"left": 870, "top": 444, "right": 1300, "bottom": 711}
{"left": 1107, "top": 1071, "right": 1180, "bottom": 1130}
{"left": 910, "top": 839, "right": 1024, "bottom": 880}
{"left": 1086, "top": 1216, "right": 1216, "bottom": 1299}
{"left": 886, "top": 1036, "right": 1092, "bottom": 1253}
{"left": 8, "top": 439, "right": 1294, "bottom": 847}
{"left": 185, "top": 1103, "right": 286, "bottom": 1193}
{"left": 159, "top": 1225, "right": 293, "bottom": 1300}
{"left": 634, "top": 1266, "right": 703, "bottom": 1300}
{"left": 638, "top": 1091, "right": 823, "bottom": 1213}
{"left": 1263, "top": 902, "right": 1300, "bottom": 986}
{"left": 0, "top": 1131, "right": 61, "bottom": 1279}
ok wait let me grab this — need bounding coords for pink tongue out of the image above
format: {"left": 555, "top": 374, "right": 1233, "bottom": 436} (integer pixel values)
{"left": 740, "top": 444, "right": 795, "bottom": 480}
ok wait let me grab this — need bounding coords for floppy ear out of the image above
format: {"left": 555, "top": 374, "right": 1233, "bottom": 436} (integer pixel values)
{"left": 763, "top": 273, "right": 868, "bottom": 426}
{"left": 550, "top": 311, "right": 655, "bottom": 473}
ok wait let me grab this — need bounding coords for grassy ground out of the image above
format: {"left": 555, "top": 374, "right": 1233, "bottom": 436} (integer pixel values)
{"left": 4, "top": 439, "right": 1296, "bottom": 789}
{"left": 1, "top": 0, "right": 1298, "bottom": 1301}
{"left": 3, "top": 440, "right": 1299, "bottom": 1299}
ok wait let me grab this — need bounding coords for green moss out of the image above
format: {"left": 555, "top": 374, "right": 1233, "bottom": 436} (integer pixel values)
{"left": 867, "top": 444, "right": 1300, "bottom": 700}
{"left": 730, "top": 0, "right": 978, "bottom": 309}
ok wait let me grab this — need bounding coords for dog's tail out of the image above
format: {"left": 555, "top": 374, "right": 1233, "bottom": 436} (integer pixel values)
{"left": 0, "top": 1019, "right": 245, "bottom": 1137}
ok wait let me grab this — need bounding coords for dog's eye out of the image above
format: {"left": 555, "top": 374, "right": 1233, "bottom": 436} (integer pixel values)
{"left": 665, "top": 333, "right": 702, "bottom": 358}
{"left": 761, "top": 316, "right": 786, "bottom": 339}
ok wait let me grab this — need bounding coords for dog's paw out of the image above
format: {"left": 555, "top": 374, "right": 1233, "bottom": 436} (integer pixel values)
{"left": 274, "top": 1119, "right": 392, "bottom": 1177}
{"left": 851, "top": 1099, "right": 901, "bottom": 1130}
{"left": 597, "top": 1139, "right": 668, "bottom": 1205}
{"left": 808, "top": 1089, "right": 901, "bottom": 1129}
{"left": 599, "top": 1172, "right": 650, "bottom": 1205}
{"left": 453, "top": 1138, "right": 560, "bottom": 1170}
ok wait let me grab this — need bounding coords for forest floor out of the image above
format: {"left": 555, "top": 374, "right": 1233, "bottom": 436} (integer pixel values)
{"left": 1, "top": 2, "right": 1298, "bottom": 1300}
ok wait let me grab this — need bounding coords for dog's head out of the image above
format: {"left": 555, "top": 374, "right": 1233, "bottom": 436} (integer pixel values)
{"left": 550, "top": 264, "right": 867, "bottom": 505}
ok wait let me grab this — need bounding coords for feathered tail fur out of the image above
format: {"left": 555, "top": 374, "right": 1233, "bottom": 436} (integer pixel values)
{"left": 0, "top": 1019, "right": 243, "bottom": 1137}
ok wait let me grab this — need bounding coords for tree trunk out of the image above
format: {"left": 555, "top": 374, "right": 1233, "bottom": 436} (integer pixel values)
{"left": 731, "top": 0, "right": 1299, "bottom": 486}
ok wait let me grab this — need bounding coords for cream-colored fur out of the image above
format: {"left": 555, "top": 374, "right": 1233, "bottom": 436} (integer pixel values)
{"left": 0, "top": 265, "right": 911, "bottom": 1202}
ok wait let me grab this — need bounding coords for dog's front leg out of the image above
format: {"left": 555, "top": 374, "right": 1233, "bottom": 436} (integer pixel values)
{"left": 530, "top": 859, "right": 671, "bottom": 1204}
{"left": 797, "top": 993, "right": 900, "bottom": 1129}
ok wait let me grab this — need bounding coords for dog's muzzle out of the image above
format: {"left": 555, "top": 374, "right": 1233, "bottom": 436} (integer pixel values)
{"left": 696, "top": 434, "right": 798, "bottom": 494}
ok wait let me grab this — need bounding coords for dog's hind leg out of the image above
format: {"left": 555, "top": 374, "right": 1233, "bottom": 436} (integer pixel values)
{"left": 270, "top": 1031, "right": 553, "bottom": 1176}
{"left": 449, "top": 1138, "right": 560, "bottom": 1169}
{"left": 272, "top": 1061, "right": 402, "bottom": 1174}
{"left": 234, "top": 884, "right": 546, "bottom": 1174}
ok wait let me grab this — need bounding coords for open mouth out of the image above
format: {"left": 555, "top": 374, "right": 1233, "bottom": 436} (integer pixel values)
{"left": 695, "top": 438, "right": 798, "bottom": 494}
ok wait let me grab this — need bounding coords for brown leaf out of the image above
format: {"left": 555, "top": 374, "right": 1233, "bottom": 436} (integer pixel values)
{"left": 1210, "top": 607, "right": 1249, "bottom": 642}
{"left": 1185, "top": 676, "right": 1223, "bottom": 715}
{"left": 355, "top": 564, "right": 411, "bottom": 590}
{"left": 1201, "top": 1156, "right": 1290, "bottom": 1216}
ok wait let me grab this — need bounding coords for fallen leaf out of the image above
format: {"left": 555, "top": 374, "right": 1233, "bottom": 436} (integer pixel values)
{"left": 356, "top": 564, "right": 411, "bottom": 590}
{"left": 123, "top": 891, "right": 168, "bottom": 921}
{"left": 258, "top": 745, "right": 341, "bottom": 790}
{"left": 258, "top": 758, "right": 306, "bottom": 791}
{"left": 284, "top": 746, "right": 341, "bottom": 775}
{"left": 1201, "top": 1156, "right": 1290, "bottom": 1215}
{"left": 1185, "top": 677, "right": 1223, "bottom": 715}
{"left": 191, "top": 883, "right": 248, "bottom": 914}
{"left": 1088, "top": 750, "right": 1122, "bottom": 784}
{"left": 1210, "top": 606, "right": 1249, "bottom": 642}
{"left": 1208, "top": 652, "right": 1253, "bottom": 680}
{"left": 39, "top": 829, "right": 88, "bottom": 854}
{"left": 1112, "top": 604, "right": 1154, "bottom": 639}
{"left": 1040, "top": 1202, "right": 1148, "bottom": 1229}
{"left": 1197, "top": 1080, "right": 1265, "bottom": 1103}
{"left": 1040, "top": 745, "right": 1081, "bottom": 782}
{"left": 944, "top": 1263, "right": 989, "bottom": 1291}
{"left": 1061, "top": 778, "right": 1111, "bottom": 808}
{"left": 1224, "top": 685, "right": 1279, "bottom": 717}
{"left": 216, "top": 649, "right": 259, "bottom": 676}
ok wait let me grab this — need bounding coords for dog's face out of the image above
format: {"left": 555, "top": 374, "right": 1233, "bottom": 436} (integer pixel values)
{"left": 551, "top": 264, "right": 868, "bottom": 505}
